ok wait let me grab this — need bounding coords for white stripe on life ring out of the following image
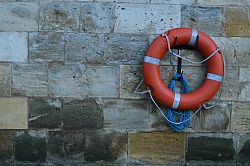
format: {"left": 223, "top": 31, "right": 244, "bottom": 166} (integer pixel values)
{"left": 207, "top": 73, "right": 223, "bottom": 82}
{"left": 172, "top": 93, "right": 181, "bottom": 109}
{"left": 144, "top": 56, "right": 160, "bottom": 65}
{"left": 188, "top": 28, "right": 198, "bottom": 46}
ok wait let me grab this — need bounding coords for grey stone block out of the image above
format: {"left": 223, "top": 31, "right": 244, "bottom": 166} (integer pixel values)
{"left": 181, "top": 6, "right": 223, "bottom": 36}
{"left": 103, "top": 99, "right": 150, "bottom": 132}
{"left": 114, "top": 3, "right": 181, "bottom": 34}
{"left": 63, "top": 99, "right": 103, "bottom": 130}
{"left": 15, "top": 131, "right": 47, "bottom": 162}
{"left": 200, "top": 102, "right": 231, "bottom": 132}
{"left": 39, "top": 1, "right": 80, "bottom": 31}
{"left": 186, "top": 134, "right": 235, "bottom": 164}
{"left": 48, "top": 63, "right": 118, "bottom": 98}
{"left": 104, "top": 34, "right": 148, "bottom": 65}
{"left": 0, "top": 32, "right": 28, "bottom": 62}
{"left": 12, "top": 63, "right": 48, "bottom": 97}
{"left": 29, "top": 32, "right": 65, "bottom": 62}
{"left": 80, "top": 3, "right": 115, "bottom": 33}
{"left": 0, "top": 63, "right": 11, "bottom": 96}
{"left": 28, "top": 98, "right": 63, "bottom": 129}
{"left": 0, "top": 2, "right": 38, "bottom": 31}
{"left": 0, "top": 131, "right": 13, "bottom": 161}
{"left": 65, "top": 33, "right": 104, "bottom": 64}
{"left": 239, "top": 67, "right": 250, "bottom": 101}
{"left": 48, "top": 131, "right": 85, "bottom": 163}
{"left": 84, "top": 131, "right": 127, "bottom": 162}
{"left": 237, "top": 134, "right": 250, "bottom": 165}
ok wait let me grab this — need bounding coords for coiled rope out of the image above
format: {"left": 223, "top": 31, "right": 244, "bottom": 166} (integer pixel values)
{"left": 165, "top": 72, "right": 190, "bottom": 131}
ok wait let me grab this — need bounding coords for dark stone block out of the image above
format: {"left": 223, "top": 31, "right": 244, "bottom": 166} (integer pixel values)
{"left": 84, "top": 131, "right": 127, "bottom": 162}
{"left": 28, "top": 98, "right": 63, "bottom": 129}
{"left": 186, "top": 136, "right": 235, "bottom": 162}
{"left": 238, "top": 139, "right": 250, "bottom": 165}
{"left": 48, "top": 131, "right": 85, "bottom": 158}
{"left": 0, "top": 131, "right": 13, "bottom": 161}
{"left": 15, "top": 131, "right": 47, "bottom": 162}
{"left": 0, "top": 162, "right": 12, "bottom": 166}
{"left": 63, "top": 99, "right": 103, "bottom": 130}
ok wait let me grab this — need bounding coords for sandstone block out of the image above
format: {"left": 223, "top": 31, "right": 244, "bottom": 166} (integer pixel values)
{"left": 0, "top": 98, "right": 28, "bottom": 129}
{"left": 128, "top": 132, "right": 185, "bottom": 162}
{"left": 224, "top": 7, "right": 250, "bottom": 37}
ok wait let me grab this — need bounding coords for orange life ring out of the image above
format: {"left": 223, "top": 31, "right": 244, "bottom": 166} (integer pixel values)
{"left": 142, "top": 28, "right": 224, "bottom": 110}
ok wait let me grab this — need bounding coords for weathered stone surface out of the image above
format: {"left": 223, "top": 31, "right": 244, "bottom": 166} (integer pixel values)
{"left": 0, "top": 98, "right": 28, "bottom": 129}
{"left": 0, "top": 63, "right": 11, "bottom": 96}
{"left": 15, "top": 131, "right": 47, "bottom": 162}
{"left": 0, "top": 162, "right": 11, "bottom": 166}
{"left": 212, "top": 37, "right": 237, "bottom": 67}
{"left": 48, "top": 131, "right": 85, "bottom": 163}
{"left": 84, "top": 131, "right": 127, "bottom": 162}
{"left": 232, "top": 102, "right": 250, "bottom": 132}
{"left": 150, "top": 0, "right": 193, "bottom": 4}
{"left": 80, "top": 3, "right": 114, "bottom": 33}
{"left": 39, "top": 2, "right": 80, "bottom": 31}
{"left": 239, "top": 67, "right": 250, "bottom": 101}
{"left": 114, "top": 4, "right": 181, "bottom": 34}
{"left": 96, "top": 0, "right": 149, "bottom": 3}
{"left": 214, "top": 67, "right": 239, "bottom": 101}
{"left": 12, "top": 63, "right": 48, "bottom": 97}
{"left": 103, "top": 99, "right": 150, "bottom": 131}
{"left": 181, "top": 6, "right": 223, "bottom": 36}
{"left": 63, "top": 99, "right": 103, "bottom": 130}
{"left": 196, "top": 0, "right": 250, "bottom": 6}
{"left": 49, "top": 63, "right": 118, "bottom": 98}
{"left": 29, "top": 32, "right": 65, "bottom": 62}
{"left": 28, "top": 98, "right": 63, "bottom": 129}
{"left": 0, "top": 2, "right": 38, "bottom": 31}
{"left": 120, "top": 65, "right": 145, "bottom": 99}
{"left": 0, "top": 131, "right": 13, "bottom": 161}
{"left": 104, "top": 34, "right": 148, "bottom": 65}
{"left": 186, "top": 134, "right": 235, "bottom": 163}
{"left": 237, "top": 134, "right": 250, "bottom": 165}
{"left": 200, "top": 102, "right": 231, "bottom": 132}
{"left": 0, "top": 33, "right": 27, "bottom": 62}
{"left": 224, "top": 7, "right": 250, "bottom": 37}
{"left": 129, "top": 132, "right": 185, "bottom": 162}
{"left": 65, "top": 33, "right": 104, "bottom": 63}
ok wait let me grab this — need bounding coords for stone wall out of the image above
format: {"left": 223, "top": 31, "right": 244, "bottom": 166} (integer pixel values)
{"left": 0, "top": 0, "right": 249, "bottom": 165}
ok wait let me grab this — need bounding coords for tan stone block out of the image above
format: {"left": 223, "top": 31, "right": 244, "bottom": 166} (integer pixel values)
{"left": 128, "top": 132, "right": 185, "bottom": 162}
{"left": 224, "top": 7, "right": 250, "bottom": 37}
{"left": 232, "top": 102, "right": 250, "bottom": 132}
{"left": 0, "top": 98, "right": 28, "bottom": 129}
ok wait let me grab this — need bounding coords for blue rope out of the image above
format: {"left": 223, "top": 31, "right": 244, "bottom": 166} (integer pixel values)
{"left": 165, "top": 73, "right": 191, "bottom": 131}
